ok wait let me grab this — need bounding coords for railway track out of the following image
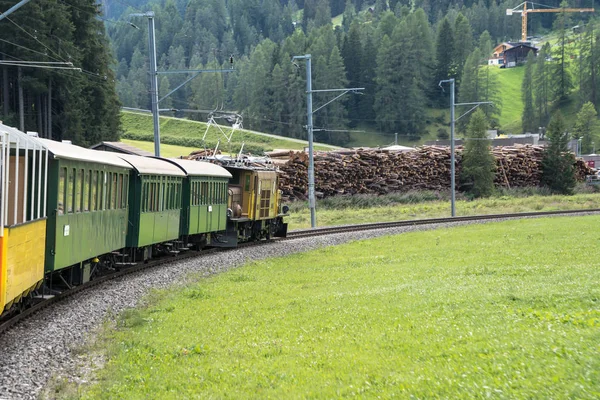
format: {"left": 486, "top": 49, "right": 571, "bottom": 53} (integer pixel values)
{"left": 2, "top": 208, "right": 599, "bottom": 335}
{"left": 284, "top": 209, "right": 600, "bottom": 239}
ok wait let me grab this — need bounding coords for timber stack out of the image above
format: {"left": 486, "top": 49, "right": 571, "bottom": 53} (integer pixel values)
{"left": 274, "top": 145, "right": 594, "bottom": 201}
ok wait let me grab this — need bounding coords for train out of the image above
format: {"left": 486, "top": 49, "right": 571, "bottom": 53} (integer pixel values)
{"left": 0, "top": 122, "right": 288, "bottom": 316}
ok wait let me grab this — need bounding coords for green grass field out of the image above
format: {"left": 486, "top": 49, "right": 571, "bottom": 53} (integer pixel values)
{"left": 286, "top": 190, "right": 600, "bottom": 230}
{"left": 74, "top": 215, "right": 600, "bottom": 398}
{"left": 120, "top": 139, "right": 196, "bottom": 158}
{"left": 492, "top": 66, "right": 525, "bottom": 132}
{"left": 121, "top": 112, "right": 338, "bottom": 153}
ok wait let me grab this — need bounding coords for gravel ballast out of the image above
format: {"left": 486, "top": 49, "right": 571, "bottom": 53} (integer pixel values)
{"left": 0, "top": 214, "right": 596, "bottom": 399}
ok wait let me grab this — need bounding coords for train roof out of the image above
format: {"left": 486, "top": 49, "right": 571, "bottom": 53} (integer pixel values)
{"left": 38, "top": 138, "right": 133, "bottom": 169}
{"left": 164, "top": 158, "right": 232, "bottom": 178}
{"left": 117, "top": 154, "right": 186, "bottom": 177}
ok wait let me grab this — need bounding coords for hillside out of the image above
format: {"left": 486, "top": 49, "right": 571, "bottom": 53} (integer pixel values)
{"left": 120, "top": 111, "right": 340, "bottom": 156}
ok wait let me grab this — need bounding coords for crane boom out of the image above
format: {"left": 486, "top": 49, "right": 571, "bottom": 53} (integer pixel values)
{"left": 507, "top": 2, "right": 595, "bottom": 42}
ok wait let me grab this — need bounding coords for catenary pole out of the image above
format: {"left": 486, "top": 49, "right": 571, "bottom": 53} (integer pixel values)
{"left": 450, "top": 78, "right": 456, "bottom": 217}
{"left": 131, "top": 12, "right": 233, "bottom": 157}
{"left": 293, "top": 54, "right": 363, "bottom": 228}
{"left": 146, "top": 13, "right": 160, "bottom": 157}
{"left": 305, "top": 56, "right": 316, "bottom": 228}
{"left": 439, "top": 78, "right": 491, "bottom": 217}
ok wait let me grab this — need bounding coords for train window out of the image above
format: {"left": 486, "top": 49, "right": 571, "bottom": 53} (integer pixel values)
{"left": 245, "top": 174, "right": 250, "bottom": 191}
{"left": 157, "top": 179, "right": 162, "bottom": 212}
{"left": 164, "top": 179, "right": 168, "bottom": 210}
{"left": 75, "top": 169, "right": 82, "bottom": 213}
{"left": 83, "top": 170, "right": 90, "bottom": 212}
{"left": 99, "top": 172, "right": 104, "bottom": 210}
{"left": 153, "top": 182, "right": 158, "bottom": 212}
{"left": 71, "top": 169, "right": 76, "bottom": 213}
{"left": 165, "top": 179, "right": 169, "bottom": 211}
{"left": 196, "top": 182, "right": 201, "bottom": 206}
{"left": 171, "top": 181, "right": 175, "bottom": 209}
{"left": 160, "top": 179, "right": 164, "bottom": 212}
{"left": 121, "top": 175, "right": 127, "bottom": 209}
{"left": 111, "top": 173, "right": 118, "bottom": 210}
{"left": 148, "top": 182, "right": 153, "bottom": 212}
{"left": 58, "top": 167, "right": 66, "bottom": 215}
{"left": 117, "top": 174, "right": 123, "bottom": 210}
{"left": 141, "top": 182, "right": 146, "bottom": 212}
{"left": 91, "top": 171, "right": 98, "bottom": 211}
{"left": 104, "top": 172, "right": 112, "bottom": 210}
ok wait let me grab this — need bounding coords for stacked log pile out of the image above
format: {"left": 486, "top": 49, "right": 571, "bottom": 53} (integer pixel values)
{"left": 275, "top": 145, "right": 594, "bottom": 201}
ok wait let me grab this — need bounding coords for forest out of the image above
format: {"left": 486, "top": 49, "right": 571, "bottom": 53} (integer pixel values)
{"left": 0, "top": 0, "right": 121, "bottom": 146}
{"left": 1, "top": 0, "right": 600, "bottom": 146}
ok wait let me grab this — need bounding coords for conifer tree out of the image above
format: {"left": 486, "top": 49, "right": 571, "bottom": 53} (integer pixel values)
{"left": 453, "top": 14, "right": 473, "bottom": 81}
{"left": 342, "top": 22, "right": 362, "bottom": 126}
{"left": 521, "top": 50, "right": 536, "bottom": 133}
{"left": 534, "top": 43, "right": 551, "bottom": 129}
{"left": 434, "top": 18, "right": 455, "bottom": 106}
{"left": 572, "top": 102, "right": 598, "bottom": 155}
{"left": 551, "top": 2, "right": 574, "bottom": 103}
{"left": 359, "top": 32, "right": 377, "bottom": 122}
{"left": 541, "top": 111, "right": 576, "bottom": 195}
{"left": 460, "top": 109, "right": 495, "bottom": 198}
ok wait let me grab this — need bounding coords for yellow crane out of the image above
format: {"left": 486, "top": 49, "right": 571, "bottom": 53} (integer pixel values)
{"left": 507, "top": 2, "right": 594, "bottom": 42}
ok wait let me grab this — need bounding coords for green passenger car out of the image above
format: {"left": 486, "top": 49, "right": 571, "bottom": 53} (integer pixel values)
{"left": 163, "top": 159, "right": 232, "bottom": 239}
{"left": 118, "top": 154, "right": 185, "bottom": 248}
{"left": 41, "top": 139, "right": 132, "bottom": 274}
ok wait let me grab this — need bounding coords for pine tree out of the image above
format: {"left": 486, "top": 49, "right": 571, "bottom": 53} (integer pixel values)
{"left": 342, "top": 22, "right": 362, "bottom": 126}
{"left": 0, "top": 0, "right": 121, "bottom": 145}
{"left": 460, "top": 109, "right": 495, "bottom": 198}
{"left": 521, "top": 50, "right": 536, "bottom": 133}
{"left": 572, "top": 102, "right": 598, "bottom": 155}
{"left": 323, "top": 46, "right": 349, "bottom": 145}
{"left": 579, "top": 23, "right": 600, "bottom": 109}
{"left": 551, "top": 2, "right": 574, "bottom": 103}
{"left": 541, "top": 111, "right": 576, "bottom": 195}
{"left": 534, "top": 43, "right": 551, "bottom": 130}
{"left": 434, "top": 18, "right": 455, "bottom": 106}
{"left": 478, "top": 30, "right": 493, "bottom": 58}
{"left": 374, "top": 35, "right": 397, "bottom": 133}
{"left": 457, "top": 48, "right": 482, "bottom": 132}
{"left": 359, "top": 32, "right": 377, "bottom": 122}
{"left": 453, "top": 14, "right": 473, "bottom": 81}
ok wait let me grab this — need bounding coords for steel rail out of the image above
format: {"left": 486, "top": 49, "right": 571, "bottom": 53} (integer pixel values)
{"left": 2, "top": 208, "right": 600, "bottom": 335}
{"left": 284, "top": 209, "right": 600, "bottom": 239}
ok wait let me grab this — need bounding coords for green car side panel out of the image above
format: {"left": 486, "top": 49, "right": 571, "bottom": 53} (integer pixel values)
{"left": 180, "top": 177, "right": 228, "bottom": 236}
{"left": 127, "top": 174, "right": 182, "bottom": 248}
{"left": 45, "top": 160, "right": 129, "bottom": 273}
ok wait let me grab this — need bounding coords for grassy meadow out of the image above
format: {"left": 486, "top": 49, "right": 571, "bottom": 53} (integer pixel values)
{"left": 121, "top": 111, "right": 338, "bottom": 154}
{"left": 285, "top": 189, "right": 600, "bottom": 230}
{"left": 74, "top": 215, "right": 600, "bottom": 398}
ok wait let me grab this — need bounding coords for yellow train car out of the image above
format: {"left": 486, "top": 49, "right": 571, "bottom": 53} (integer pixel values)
{"left": 0, "top": 124, "right": 48, "bottom": 314}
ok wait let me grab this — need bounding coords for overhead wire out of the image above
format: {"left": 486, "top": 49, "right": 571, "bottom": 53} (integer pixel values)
{"left": 3, "top": 15, "right": 68, "bottom": 63}
{"left": 0, "top": 19, "right": 116, "bottom": 81}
